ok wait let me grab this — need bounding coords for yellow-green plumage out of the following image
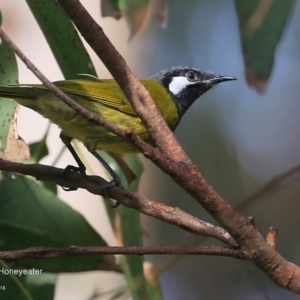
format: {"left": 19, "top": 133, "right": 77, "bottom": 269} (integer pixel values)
{"left": 0, "top": 67, "right": 236, "bottom": 189}
{"left": 0, "top": 67, "right": 236, "bottom": 157}
{"left": 0, "top": 79, "right": 179, "bottom": 153}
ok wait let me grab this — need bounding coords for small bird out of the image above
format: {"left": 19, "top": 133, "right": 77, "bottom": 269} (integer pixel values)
{"left": 0, "top": 66, "right": 236, "bottom": 191}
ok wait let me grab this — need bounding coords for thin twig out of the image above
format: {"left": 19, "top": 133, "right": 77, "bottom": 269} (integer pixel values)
{"left": 237, "top": 163, "right": 300, "bottom": 211}
{"left": 0, "top": 245, "right": 243, "bottom": 261}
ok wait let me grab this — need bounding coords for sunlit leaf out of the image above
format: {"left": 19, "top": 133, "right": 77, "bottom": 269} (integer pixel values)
{"left": 0, "top": 106, "right": 30, "bottom": 162}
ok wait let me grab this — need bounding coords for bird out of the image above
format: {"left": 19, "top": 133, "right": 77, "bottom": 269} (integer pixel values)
{"left": 0, "top": 66, "right": 236, "bottom": 192}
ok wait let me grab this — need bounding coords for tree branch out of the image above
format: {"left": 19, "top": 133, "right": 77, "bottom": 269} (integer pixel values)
{"left": 0, "top": 159, "right": 235, "bottom": 246}
{"left": 1, "top": 2, "right": 300, "bottom": 294}
{"left": 52, "top": 1, "right": 300, "bottom": 293}
{"left": 0, "top": 245, "right": 242, "bottom": 261}
{"left": 237, "top": 163, "right": 300, "bottom": 211}
{"left": 56, "top": 0, "right": 187, "bottom": 162}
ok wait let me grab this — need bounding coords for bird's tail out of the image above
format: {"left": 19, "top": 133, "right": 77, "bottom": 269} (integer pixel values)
{"left": 0, "top": 85, "right": 48, "bottom": 112}
{"left": 0, "top": 86, "right": 38, "bottom": 100}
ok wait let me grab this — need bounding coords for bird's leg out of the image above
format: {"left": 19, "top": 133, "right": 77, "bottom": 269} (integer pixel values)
{"left": 91, "top": 151, "right": 123, "bottom": 207}
{"left": 60, "top": 134, "right": 122, "bottom": 206}
{"left": 60, "top": 133, "right": 86, "bottom": 191}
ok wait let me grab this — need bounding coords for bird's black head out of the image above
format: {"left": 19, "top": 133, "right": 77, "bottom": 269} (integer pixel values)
{"left": 152, "top": 66, "right": 236, "bottom": 119}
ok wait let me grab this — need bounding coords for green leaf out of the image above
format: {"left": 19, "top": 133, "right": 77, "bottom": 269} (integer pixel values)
{"left": 25, "top": 0, "right": 97, "bottom": 190}
{"left": 101, "top": 0, "right": 122, "bottom": 19}
{"left": 119, "top": 219, "right": 163, "bottom": 299}
{"left": 104, "top": 0, "right": 149, "bottom": 11}
{"left": 95, "top": 152, "right": 161, "bottom": 299}
{"left": 20, "top": 2, "right": 160, "bottom": 297}
{"left": 102, "top": 0, "right": 151, "bottom": 37}
{"left": 126, "top": 154, "right": 143, "bottom": 189}
{"left": 118, "top": 207, "right": 146, "bottom": 300}
{"left": 101, "top": 0, "right": 168, "bottom": 34}
{"left": 0, "top": 11, "right": 19, "bottom": 152}
{"left": 42, "top": 181, "right": 58, "bottom": 195}
{"left": 0, "top": 173, "right": 118, "bottom": 273}
{"left": 234, "top": 0, "right": 295, "bottom": 92}
{"left": 107, "top": 0, "right": 128, "bottom": 11}
{"left": 28, "top": 134, "right": 58, "bottom": 194}
{"left": 25, "top": 0, "right": 97, "bottom": 79}
{"left": 29, "top": 140, "right": 49, "bottom": 164}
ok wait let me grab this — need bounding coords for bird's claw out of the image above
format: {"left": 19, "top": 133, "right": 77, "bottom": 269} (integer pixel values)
{"left": 101, "top": 178, "right": 123, "bottom": 208}
{"left": 62, "top": 165, "right": 86, "bottom": 191}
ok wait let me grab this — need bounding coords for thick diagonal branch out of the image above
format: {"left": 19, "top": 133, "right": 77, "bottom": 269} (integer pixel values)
{"left": 52, "top": 1, "right": 300, "bottom": 293}
{"left": 1, "top": 2, "right": 300, "bottom": 294}
{"left": 56, "top": 0, "right": 187, "bottom": 162}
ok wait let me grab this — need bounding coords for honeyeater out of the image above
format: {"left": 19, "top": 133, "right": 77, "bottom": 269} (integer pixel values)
{"left": 0, "top": 66, "right": 236, "bottom": 190}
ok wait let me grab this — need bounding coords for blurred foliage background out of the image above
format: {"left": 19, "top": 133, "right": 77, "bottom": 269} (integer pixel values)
{"left": 1, "top": 0, "right": 300, "bottom": 299}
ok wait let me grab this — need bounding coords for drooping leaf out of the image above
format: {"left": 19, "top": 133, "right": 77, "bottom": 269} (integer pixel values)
{"left": 20, "top": 1, "right": 160, "bottom": 298}
{"left": 96, "top": 151, "right": 161, "bottom": 299}
{"left": 0, "top": 11, "right": 30, "bottom": 162}
{"left": 125, "top": 1, "right": 150, "bottom": 38}
{"left": 234, "top": 0, "right": 295, "bottom": 92}
{"left": 101, "top": 0, "right": 168, "bottom": 37}
{"left": 102, "top": 0, "right": 141, "bottom": 12}
{"left": 118, "top": 206, "right": 146, "bottom": 300}
{"left": 101, "top": 0, "right": 123, "bottom": 19}
{"left": 152, "top": 0, "right": 168, "bottom": 28}
{"left": 26, "top": 0, "right": 97, "bottom": 79}
{"left": 28, "top": 124, "right": 59, "bottom": 194}
{"left": 0, "top": 106, "right": 30, "bottom": 162}
{"left": 29, "top": 135, "right": 49, "bottom": 164}
{"left": 0, "top": 173, "right": 119, "bottom": 273}
{"left": 25, "top": 0, "right": 99, "bottom": 190}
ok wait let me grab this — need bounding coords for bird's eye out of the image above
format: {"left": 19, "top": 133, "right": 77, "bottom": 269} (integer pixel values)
{"left": 186, "top": 71, "right": 198, "bottom": 82}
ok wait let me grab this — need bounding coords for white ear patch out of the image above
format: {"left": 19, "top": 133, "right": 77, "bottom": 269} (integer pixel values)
{"left": 169, "top": 76, "right": 192, "bottom": 95}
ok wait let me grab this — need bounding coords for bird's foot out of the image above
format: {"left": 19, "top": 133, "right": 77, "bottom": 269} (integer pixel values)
{"left": 62, "top": 165, "right": 86, "bottom": 191}
{"left": 101, "top": 178, "right": 123, "bottom": 208}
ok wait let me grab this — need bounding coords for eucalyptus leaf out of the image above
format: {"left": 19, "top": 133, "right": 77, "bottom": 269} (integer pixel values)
{"left": 0, "top": 173, "right": 118, "bottom": 272}
{"left": 26, "top": 0, "right": 96, "bottom": 79}
{"left": 29, "top": 140, "right": 49, "bottom": 164}
{"left": 234, "top": 0, "right": 295, "bottom": 92}
{"left": 95, "top": 151, "right": 160, "bottom": 299}
{"left": 0, "top": 10, "right": 19, "bottom": 152}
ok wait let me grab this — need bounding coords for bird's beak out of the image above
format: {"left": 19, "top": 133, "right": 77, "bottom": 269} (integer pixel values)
{"left": 205, "top": 75, "right": 237, "bottom": 85}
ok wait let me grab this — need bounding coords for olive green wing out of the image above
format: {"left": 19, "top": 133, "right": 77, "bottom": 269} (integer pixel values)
{"left": 51, "top": 78, "right": 178, "bottom": 128}
{"left": 0, "top": 78, "right": 178, "bottom": 127}
{"left": 53, "top": 79, "right": 138, "bottom": 116}
{"left": 0, "top": 80, "right": 136, "bottom": 116}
